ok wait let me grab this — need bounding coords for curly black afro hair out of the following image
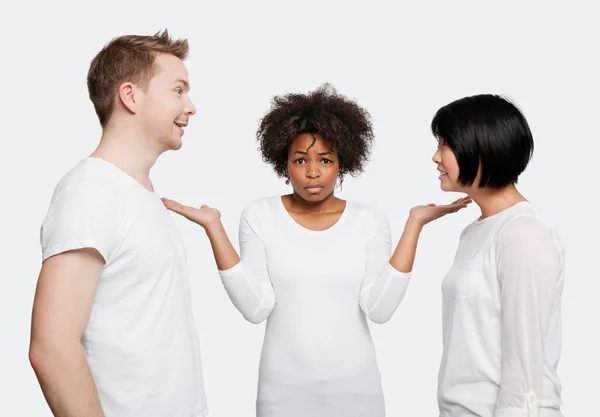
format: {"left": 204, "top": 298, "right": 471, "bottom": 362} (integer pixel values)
{"left": 257, "top": 83, "right": 374, "bottom": 183}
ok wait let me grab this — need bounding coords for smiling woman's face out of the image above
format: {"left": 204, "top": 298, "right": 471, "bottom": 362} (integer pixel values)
{"left": 287, "top": 133, "right": 340, "bottom": 202}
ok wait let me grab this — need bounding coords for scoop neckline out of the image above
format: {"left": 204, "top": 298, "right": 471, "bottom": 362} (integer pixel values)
{"left": 276, "top": 195, "right": 351, "bottom": 234}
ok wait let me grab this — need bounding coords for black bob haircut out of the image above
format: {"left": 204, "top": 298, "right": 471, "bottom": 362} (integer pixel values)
{"left": 431, "top": 94, "right": 534, "bottom": 189}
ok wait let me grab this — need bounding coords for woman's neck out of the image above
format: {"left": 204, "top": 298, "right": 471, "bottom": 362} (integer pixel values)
{"left": 468, "top": 183, "right": 527, "bottom": 220}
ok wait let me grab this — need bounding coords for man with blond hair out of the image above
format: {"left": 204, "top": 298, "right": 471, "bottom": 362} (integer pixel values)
{"left": 29, "top": 29, "right": 208, "bottom": 417}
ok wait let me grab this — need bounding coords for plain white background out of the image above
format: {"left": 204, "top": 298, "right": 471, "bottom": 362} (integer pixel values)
{"left": 1, "top": 1, "right": 598, "bottom": 415}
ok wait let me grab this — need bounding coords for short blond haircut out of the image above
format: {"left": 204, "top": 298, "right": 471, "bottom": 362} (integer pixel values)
{"left": 87, "top": 29, "right": 189, "bottom": 127}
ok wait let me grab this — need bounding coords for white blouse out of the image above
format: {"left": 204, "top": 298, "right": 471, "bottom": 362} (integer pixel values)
{"left": 438, "top": 201, "right": 565, "bottom": 417}
{"left": 218, "top": 196, "right": 411, "bottom": 417}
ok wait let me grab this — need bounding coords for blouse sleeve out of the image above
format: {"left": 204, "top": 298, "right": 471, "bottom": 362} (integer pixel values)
{"left": 494, "top": 216, "right": 562, "bottom": 417}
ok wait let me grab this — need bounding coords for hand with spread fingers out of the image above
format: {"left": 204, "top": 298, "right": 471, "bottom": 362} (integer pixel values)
{"left": 160, "top": 197, "right": 240, "bottom": 272}
{"left": 408, "top": 196, "right": 472, "bottom": 227}
{"left": 161, "top": 198, "right": 221, "bottom": 228}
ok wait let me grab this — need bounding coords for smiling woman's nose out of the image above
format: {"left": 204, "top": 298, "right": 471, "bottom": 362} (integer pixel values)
{"left": 432, "top": 148, "right": 441, "bottom": 164}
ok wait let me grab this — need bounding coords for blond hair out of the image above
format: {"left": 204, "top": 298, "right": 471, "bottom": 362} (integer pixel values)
{"left": 87, "top": 29, "right": 189, "bottom": 127}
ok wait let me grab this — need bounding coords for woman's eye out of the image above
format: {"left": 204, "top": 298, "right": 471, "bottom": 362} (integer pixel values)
{"left": 294, "top": 158, "right": 305, "bottom": 164}
{"left": 322, "top": 158, "right": 332, "bottom": 164}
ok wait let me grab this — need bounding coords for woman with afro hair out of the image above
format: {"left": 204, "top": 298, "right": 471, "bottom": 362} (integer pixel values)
{"left": 162, "top": 84, "right": 471, "bottom": 417}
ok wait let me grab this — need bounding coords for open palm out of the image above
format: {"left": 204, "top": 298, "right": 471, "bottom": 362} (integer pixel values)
{"left": 161, "top": 198, "right": 221, "bottom": 228}
{"left": 410, "top": 196, "right": 472, "bottom": 226}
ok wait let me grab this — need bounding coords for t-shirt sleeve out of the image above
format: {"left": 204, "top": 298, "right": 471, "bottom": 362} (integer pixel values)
{"left": 40, "top": 182, "right": 123, "bottom": 262}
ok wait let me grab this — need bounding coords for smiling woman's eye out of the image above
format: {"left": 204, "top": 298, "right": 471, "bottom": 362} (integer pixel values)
{"left": 175, "top": 87, "right": 183, "bottom": 95}
{"left": 293, "top": 158, "right": 306, "bottom": 164}
{"left": 321, "top": 158, "right": 333, "bottom": 164}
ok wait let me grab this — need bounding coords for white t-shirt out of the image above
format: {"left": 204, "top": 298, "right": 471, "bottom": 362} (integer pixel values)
{"left": 40, "top": 157, "right": 208, "bottom": 417}
{"left": 438, "top": 201, "right": 565, "bottom": 417}
{"left": 218, "top": 196, "right": 411, "bottom": 417}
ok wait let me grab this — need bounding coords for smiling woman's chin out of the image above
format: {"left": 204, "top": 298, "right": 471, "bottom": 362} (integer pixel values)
{"left": 165, "top": 136, "right": 183, "bottom": 151}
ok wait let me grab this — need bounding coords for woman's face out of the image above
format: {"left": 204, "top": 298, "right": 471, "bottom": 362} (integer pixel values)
{"left": 432, "top": 137, "right": 464, "bottom": 192}
{"left": 287, "top": 133, "right": 340, "bottom": 203}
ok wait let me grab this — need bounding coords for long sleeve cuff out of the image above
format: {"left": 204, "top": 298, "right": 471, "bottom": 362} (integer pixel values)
{"left": 386, "top": 262, "right": 412, "bottom": 280}
{"left": 218, "top": 260, "right": 275, "bottom": 324}
{"left": 495, "top": 392, "right": 540, "bottom": 417}
{"left": 360, "top": 263, "right": 411, "bottom": 323}
{"left": 218, "top": 260, "right": 243, "bottom": 276}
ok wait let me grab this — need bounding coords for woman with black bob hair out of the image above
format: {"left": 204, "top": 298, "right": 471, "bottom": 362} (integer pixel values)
{"left": 432, "top": 94, "right": 565, "bottom": 417}
{"left": 162, "top": 84, "right": 470, "bottom": 416}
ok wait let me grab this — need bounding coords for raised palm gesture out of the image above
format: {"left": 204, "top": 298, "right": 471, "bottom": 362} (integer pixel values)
{"left": 410, "top": 196, "right": 472, "bottom": 226}
{"left": 161, "top": 198, "right": 221, "bottom": 228}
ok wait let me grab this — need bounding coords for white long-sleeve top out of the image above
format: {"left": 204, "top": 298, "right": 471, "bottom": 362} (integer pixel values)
{"left": 438, "top": 201, "right": 565, "bottom": 417}
{"left": 219, "top": 196, "right": 411, "bottom": 417}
